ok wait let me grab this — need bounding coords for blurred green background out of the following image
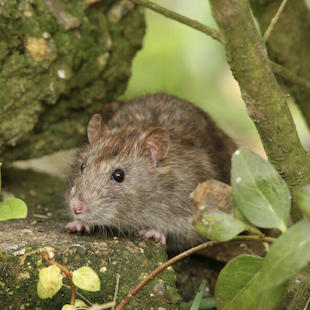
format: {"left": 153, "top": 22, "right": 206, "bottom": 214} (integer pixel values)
{"left": 120, "top": 0, "right": 264, "bottom": 155}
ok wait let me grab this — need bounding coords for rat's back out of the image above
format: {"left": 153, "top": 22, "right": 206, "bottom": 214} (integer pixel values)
{"left": 105, "top": 93, "right": 236, "bottom": 183}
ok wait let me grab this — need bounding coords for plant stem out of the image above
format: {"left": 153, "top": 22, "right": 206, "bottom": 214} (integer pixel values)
{"left": 130, "top": 0, "right": 310, "bottom": 96}
{"left": 40, "top": 250, "right": 76, "bottom": 305}
{"left": 115, "top": 234, "right": 274, "bottom": 309}
{"left": 262, "top": 0, "right": 289, "bottom": 43}
{"left": 130, "top": 0, "right": 222, "bottom": 43}
{"left": 112, "top": 274, "right": 120, "bottom": 310}
{"left": 63, "top": 284, "right": 93, "bottom": 306}
{"left": 234, "top": 235, "right": 276, "bottom": 243}
{"left": 115, "top": 240, "right": 218, "bottom": 310}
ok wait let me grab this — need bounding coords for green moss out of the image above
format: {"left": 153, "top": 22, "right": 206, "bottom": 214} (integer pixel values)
{"left": 0, "top": 0, "right": 145, "bottom": 161}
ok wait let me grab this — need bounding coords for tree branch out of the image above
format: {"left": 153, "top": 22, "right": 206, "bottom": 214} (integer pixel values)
{"left": 130, "top": 0, "right": 222, "bottom": 43}
{"left": 262, "top": 0, "right": 289, "bottom": 43}
{"left": 209, "top": 0, "right": 310, "bottom": 188}
{"left": 130, "top": 0, "right": 310, "bottom": 96}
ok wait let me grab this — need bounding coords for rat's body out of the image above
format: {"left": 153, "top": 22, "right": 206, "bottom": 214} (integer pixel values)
{"left": 67, "top": 93, "right": 236, "bottom": 249}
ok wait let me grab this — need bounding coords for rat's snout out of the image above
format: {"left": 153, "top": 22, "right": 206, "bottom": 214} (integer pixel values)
{"left": 70, "top": 197, "right": 85, "bottom": 215}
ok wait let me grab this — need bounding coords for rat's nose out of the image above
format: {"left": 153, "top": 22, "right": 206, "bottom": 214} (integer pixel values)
{"left": 71, "top": 198, "right": 85, "bottom": 215}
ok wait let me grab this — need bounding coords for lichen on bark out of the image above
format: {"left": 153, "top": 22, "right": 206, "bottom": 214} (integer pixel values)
{"left": 0, "top": 0, "right": 145, "bottom": 161}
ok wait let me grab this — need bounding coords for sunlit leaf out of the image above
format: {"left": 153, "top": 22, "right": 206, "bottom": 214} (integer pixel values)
{"left": 231, "top": 148, "right": 290, "bottom": 232}
{"left": 61, "top": 305, "right": 76, "bottom": 310}
{"left": 294, "top": 185, "right": 310, "bottom": 219}
{"left": 75, "top": 299, "right": 88, "bottom": 308}
{"left": 195, "top": 212, "right": 249, "bottom": 241}
{"left": 37, "top": 265, "right": 63, "bottom": 299}
{"left": 0, "top": 198, "right": 27, "bottom": 221}
{"left": 72, "top": 266, "right": 100, "bottom": 292}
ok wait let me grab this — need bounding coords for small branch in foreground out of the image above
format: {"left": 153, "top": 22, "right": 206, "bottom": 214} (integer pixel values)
{"left": 115, "top": 234, "right": 275, "bottom": 310}
{"left": 262, "top": 0, "right": 289, "bottom": 43}
{"left": 130, "top": 0, "right": 223, "bottom": 43}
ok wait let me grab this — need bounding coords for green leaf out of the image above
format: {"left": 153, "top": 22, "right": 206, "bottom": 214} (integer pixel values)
{"left": 75, "top": 299, "right": 88, "bottom": 308}
{"left": 195, "top": 212, "right": 249, "bottom": 241}
{"left": 180, "top": 298, "right": 216, "bottom": 310}
{"left": 215, "top": 254, "right": 286, "bottom": 310}
{"left": 256, "top": 218, "right": 310, "bottom": 290}
{"left": 215, "top": 255, "right": 263, "bottom": 310}
{"left": 61, "top": 305, "right": 76, "bottom": 310}
{"left": 37, "top": 265, "right": 63, "bottom": 299}
{"left": 190, "top": 281, "right": 207, "bottom": 310}
{"left": 0, "top": 198, "right": 27, "bottom": 221}
{"left": 72, "top": 266, "right": 100, "bottom": 292}
{"left": 231, "top": 148, "right": 290, "bottom": 232}
{"left": 294, "top": 185, "right": 310, "bottom": 218}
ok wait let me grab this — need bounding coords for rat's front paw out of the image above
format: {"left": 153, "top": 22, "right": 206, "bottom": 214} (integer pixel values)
{"left": 138, "top": 229, "right": 166, "bottom": 245}
{"left": 66, "top": 221, "right": 93, "bottom": 234}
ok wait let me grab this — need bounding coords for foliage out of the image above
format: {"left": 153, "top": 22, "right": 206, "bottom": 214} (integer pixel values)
{"left": 194, "top": 148, "right": 310, "bottom": 310}
{"left": 37, "top": 251, "right": 109, "bottom": 309}
{"left": 0, "top": 162, "right": 28, "bottom": 221}
{"left": 72, "top": 266, "right": 101, "bottom": 292}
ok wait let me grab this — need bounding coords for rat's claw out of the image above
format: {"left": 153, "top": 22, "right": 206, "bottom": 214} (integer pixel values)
{"left": 138, "top": 229, "right": 166, "bottom": 245}
{"left": 66, "top": 221, "right": 93, "bottom": 234}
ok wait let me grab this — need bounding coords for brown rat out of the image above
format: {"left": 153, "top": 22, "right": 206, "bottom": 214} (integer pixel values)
{"left": 66, "top": 93, "right": 236, "bottom": 249}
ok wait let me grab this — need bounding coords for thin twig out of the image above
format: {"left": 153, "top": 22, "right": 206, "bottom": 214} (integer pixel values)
{"left": 130, "top": 0, "right": 223, "bottom": 43}
{"left": 63, "top": 283, "right": 93, "bottom": 307}
{"left": 271, "top": 62, "right": 310, "bottom": 91}
{"left": 262, "top": 0, "right": 289, "bottom": 43}
{"left": 130, "top": 0, "right": 310, "bottom": 95}
{"left": 112, "top": 274, "right": 120, "bottom": 310}
{"left": 114, "top": 240, "right": 217, "bottom": 310}
{"left": 40, "top": 250, "right": 76, "bottom": 305}
{"left": 114, "top": 234, "right": 275, "bottom": 310}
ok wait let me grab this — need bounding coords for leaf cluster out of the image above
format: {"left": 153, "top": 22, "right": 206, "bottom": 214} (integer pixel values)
{"left": 37, "top": 262, "right": 102, "bottom": 310}
{"left": 192, "top": 148, "right": 310, "bottom": 310}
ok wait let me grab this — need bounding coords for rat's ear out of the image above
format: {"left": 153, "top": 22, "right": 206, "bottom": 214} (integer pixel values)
{"left": 87, "top": 114, "right": 109, "bottom": 144}
{"left": 143, "top": 128, "right": 170, "bottom": 164}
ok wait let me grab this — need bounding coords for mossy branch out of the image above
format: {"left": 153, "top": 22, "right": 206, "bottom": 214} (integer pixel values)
{"left": 209, "top": 0, "right": 310, "bottom": 188}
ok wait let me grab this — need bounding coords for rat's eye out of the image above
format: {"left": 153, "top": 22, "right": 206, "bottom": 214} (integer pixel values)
{"left": 81, "top": 163, "right": 86, "bottom": 171}
{"left": 112, "top": 169, "right": 125, "bottom": 182}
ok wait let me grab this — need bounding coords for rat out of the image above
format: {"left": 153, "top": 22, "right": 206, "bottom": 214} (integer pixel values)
{"left": 66, "top": 93, "right": 236, "bottom": 249}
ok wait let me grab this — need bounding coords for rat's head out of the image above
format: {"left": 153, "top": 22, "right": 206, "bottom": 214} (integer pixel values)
{"left": 67, "top": 113, "right": 170, "bottom": 232}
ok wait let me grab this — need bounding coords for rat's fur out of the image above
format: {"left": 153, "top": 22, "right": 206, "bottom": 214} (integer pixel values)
{"left": 67, "top": 93, "right": 236, "bottom": 249}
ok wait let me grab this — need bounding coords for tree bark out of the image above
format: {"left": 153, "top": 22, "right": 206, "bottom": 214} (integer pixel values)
{"left": 208, "top": 0, "right": 310, "bottom": 190}
{"left": 251, "top": 0, "right": 310, "bottom": 127}
{"left": 0, "top": 0, "right": 145, "bottom": 161}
